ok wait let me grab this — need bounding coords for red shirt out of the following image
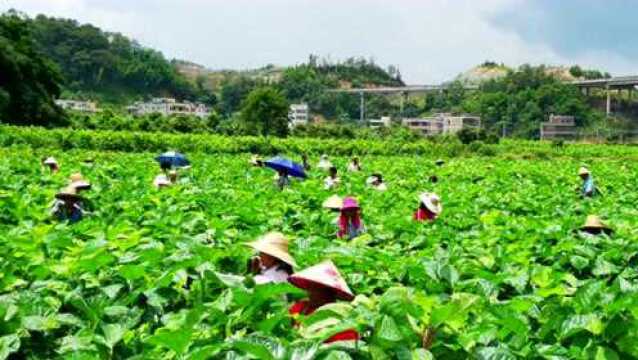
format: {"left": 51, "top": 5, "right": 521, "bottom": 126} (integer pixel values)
{"left": 289, "top": 301, "right": 359, "bottom": 343}
{"left": 414, "top": 208, "right": 437, "bottom": 222}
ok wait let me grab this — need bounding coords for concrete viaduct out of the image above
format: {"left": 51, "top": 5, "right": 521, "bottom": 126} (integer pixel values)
{"left": 330, "top": 76, "right": 638, "bottom": 121}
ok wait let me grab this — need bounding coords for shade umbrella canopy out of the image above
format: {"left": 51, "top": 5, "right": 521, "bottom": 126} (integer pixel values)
{"left": 155, "top": 151, "right": 190, "bottom": 168}
{"left": 265, "top": 157, "right": 307, "bottom": 178}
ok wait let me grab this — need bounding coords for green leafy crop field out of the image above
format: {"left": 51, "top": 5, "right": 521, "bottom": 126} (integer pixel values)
{"left": 1, "top": 145, "right": 637, "bottom": 359}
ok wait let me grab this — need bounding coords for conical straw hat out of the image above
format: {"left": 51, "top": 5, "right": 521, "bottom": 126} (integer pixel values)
{"left": 288, "top": 260, "right": 354, "bottom": 301}
{"left": 43, "top": 157, "right": 58, "bottom": 165}
{"left": 322, "top": 195, "right": 343, "bottom": 210}
{"left": 580, "top": 215, "right": 611, "bottom": 231}
{"left": 578, "top": 167, "right": 590, "bottom": 176}
{"left": 341, "top": 197, "right": 359, "bottom": 210}
{"left": 419, "top": 192, "right": 442, "bottom": 214}
{"left": 246, "top": 232, "right": 297, "bottom": 267}
{"left": 69, "top": 173, "right": 91, "bottom": 190}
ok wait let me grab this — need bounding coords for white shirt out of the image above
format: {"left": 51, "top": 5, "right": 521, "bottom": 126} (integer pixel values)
{"left": 153, "top": 174, "right": 171, "bottom": 188}
{"left": 254, "top": 266, "right": 290, "bottom": 285}
{"left": 347, "top": 163, "right": 361, "bottom": 172}
{"left": 372, "top": 183, "right": 387, "bottom": 191}
{"left": 324, "top": 176, "right": 340, "bottom": 190}
{"left": 317, "top": 160, "right": 332, "bottom": 170}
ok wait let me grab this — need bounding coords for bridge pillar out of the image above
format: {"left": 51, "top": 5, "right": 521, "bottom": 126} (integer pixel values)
{"left": 606, "top": 86, "right": 611, "bottom": 117}
{"left": 359, "top": 92, "right": 365, "bottom": 122}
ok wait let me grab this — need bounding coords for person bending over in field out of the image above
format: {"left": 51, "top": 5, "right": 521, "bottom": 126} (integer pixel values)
{"left": 366, "top": 173, "right": 387, "bottom": 191}
{"left": 246, "top": 232, "right": 296, "bottom": 284}
{"left": 414, "top": 192, "right": 442, "bottom": 222}
{"left": 153, "top": 170, "right": 177, "bottom": 188}
{"left": 288, "top": 260, "right": 359, "bottom": 344}
{"left": 324, "top": 166, "right": 340, "bottom": 190}
{"left": 337, "top": 197, "right": 366, "bottom": 239}
{"left": 42, "top": 157, "right": 59, "bottom": 173}
{"left": 347, "top": 156, "right": 362, "bottom": 172}
{"left": 578, "top": 167, "right": 597, "bottom": 198}
{"left": 51, "top": 186, "right": 85, "bottom": 223}
{"left": 578, "top": 215, "right": 613, "bottom": 237}
{"left": 317, "top": 154, "right": 332, "bottom": 171}
{"left": 276, "top": 169, "right": 291, "bottom": 190}
{"left": 250, "top": 155, "right": 264, "bottom": 167}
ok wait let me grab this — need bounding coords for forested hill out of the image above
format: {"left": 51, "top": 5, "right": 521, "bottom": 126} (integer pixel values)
{"left": 26, "top": 14, "right": 198, "bottom": 103}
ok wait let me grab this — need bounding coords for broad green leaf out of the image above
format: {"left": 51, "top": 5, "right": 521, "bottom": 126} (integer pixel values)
{"left": 0, "top": 334, "right": 19, "bottom": 360}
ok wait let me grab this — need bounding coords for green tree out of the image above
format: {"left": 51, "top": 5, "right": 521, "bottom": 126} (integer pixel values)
{"left": 240, "top": 87, "right": 289, "bottom": 137}
{"left": 0, "top": 11, "right": 66, "bottom": 126}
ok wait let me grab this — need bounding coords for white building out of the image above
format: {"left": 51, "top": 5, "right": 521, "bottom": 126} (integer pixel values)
{"left": 540, "top": 114, "right": 576, "bottom": 140}
{"left": 55, "top": 99, "right": 100, "bottom": 113}
{"left": 402, "top": 113, "right": 481, "bottom": 136}
{"left": 369, "top": 116, "right": 392, "bottom": 128}
{"left": 128, "top": 98, "right": 210, "bottom": 118}
{"left": 289, "top": 103, "right": 309, "bottom": 127}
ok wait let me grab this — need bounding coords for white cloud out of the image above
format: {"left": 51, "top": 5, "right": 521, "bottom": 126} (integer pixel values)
{"left": 2, "top": 0, "right": 635, "bottom": 83}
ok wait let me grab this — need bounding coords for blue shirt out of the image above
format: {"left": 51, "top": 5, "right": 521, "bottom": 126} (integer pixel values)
{"left": 582, "top": 177, "right": 595, "bottom": 196}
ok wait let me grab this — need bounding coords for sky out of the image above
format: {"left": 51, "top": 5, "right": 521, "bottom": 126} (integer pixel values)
{"left": 2, "top": 0, "right": 637, "bottom": 84}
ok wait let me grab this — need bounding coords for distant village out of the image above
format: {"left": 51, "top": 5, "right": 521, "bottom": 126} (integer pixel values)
{"left": 55, "top": 98, "right": 575, "bottom": 139}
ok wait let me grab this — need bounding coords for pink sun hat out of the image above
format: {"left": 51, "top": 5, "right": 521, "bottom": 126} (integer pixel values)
{"left": 288, "top": 260, "right": 354, "bottom": 301}
{"left": 341, "top": 197, "right": 359, "bottom": 210}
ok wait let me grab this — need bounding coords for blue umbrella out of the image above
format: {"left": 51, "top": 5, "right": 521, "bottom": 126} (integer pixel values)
{"left": 265, "top": 157, "right": 307, "bottom": 178}
{"left": 155, "top": 151, "right": 190, "bottom": 168}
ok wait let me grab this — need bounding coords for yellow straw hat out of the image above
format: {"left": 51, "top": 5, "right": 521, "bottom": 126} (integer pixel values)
{"left": 69, "top": 173, "right": 91, "bottom": 190}
{"left": 246, "top": 232, "right": 297, "bottom": 267}
{"left": 322, "top": 195, "right": 343, "bottom": 210}
{"left": 578, "top": 167, "right": 590, "bottom": 176}
{"left": 580, "top": 215, "right": 611, "bottom": 232}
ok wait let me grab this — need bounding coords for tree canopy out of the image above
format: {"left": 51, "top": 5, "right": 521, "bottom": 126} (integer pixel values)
{"left": 240, "top": 87, "right": 290, "bottom": 137}
{"left": 0, "top": 11, "right": 66, "bottom": 126}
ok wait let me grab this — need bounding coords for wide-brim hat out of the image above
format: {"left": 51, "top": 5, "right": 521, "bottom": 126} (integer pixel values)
{"left": 419, "top": 192, "right": 442, "bottom": 214}
{"left": 250, "top": 155, "right": 263, "bottom": 165}
{"left": 69, "top": 173, "right": 91, "bottom": 190}
{"left": 288, "top": 260, "right": 354, "bottom": 301}
{"left": 578, "top": 167, "right": 590, "bottom": 176}
{"left": 55, "top": 186, "right": 84, "bottom": 201}
{"left": 341, "top": 197, "right": 359, "bottom": 210}
{"left": 43, "top": 157, "right": 58, "bottom": 166}
{"left": 322, "top": 195, "right": 343, "bottom": 210}
{"left": 580, "top": 215, "right": 612, "bottom": 233}
{"left": 246, "top": 232, "right": 297, "bottom": 267}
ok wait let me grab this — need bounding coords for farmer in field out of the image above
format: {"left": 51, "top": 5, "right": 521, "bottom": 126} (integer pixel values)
{"left": 578, "top": 167, "right": 596, "bottom": 197}
{"left": 250, "top": 155, "right": 264, "bottom": 167}
{"left": 246, "top": 232, "right": 296, "bottom": 284}
{"left": 579, "top": 215, "right": 613, "bottom": 236}
{"left": 153, "top": 170, "right": 178, "bottom": 188}
{"left": 414, "top": 192, "right": 442, "bottom": 222}
{"left": 42, "top": 157, "right": 59, "bottom": 173}
{"left": 337, "top": 197, "right": 366, "bottom": 239}
{"left": 366, "top": 173, "right": 387, "bottom": 191}
{"left": 288, "top": 260, "right": 359, "bottom": 344}
{"left": 347, "top": 156, "right": 362, "bottom": 172}
{"left": 68, "top": 173, "right": 91, "bottom": 193}
{"left": 51, "top": 186, "right": 85, "bottom": 223}
{"left": 317, "top": 154, "right": 332, "bottom": 171}
{"left": 324, "top": 166, "right": 340, "bottom": 190}
{"left": 276, "top": 169, "right": 291, "bottom": 190}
